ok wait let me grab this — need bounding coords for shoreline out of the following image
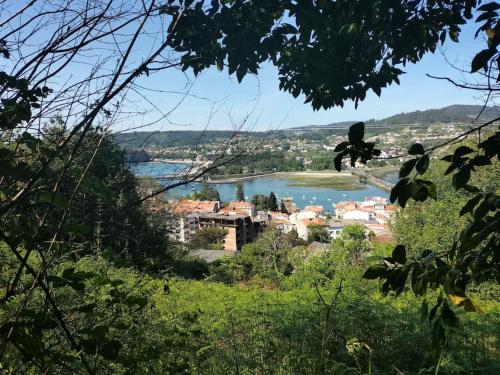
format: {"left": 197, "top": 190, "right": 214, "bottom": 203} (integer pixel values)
{"left": 205, "top": 170, "right": 353, "bottom": 184}
{"left": 134, "top": 160, "right": 396, "bottom": 191}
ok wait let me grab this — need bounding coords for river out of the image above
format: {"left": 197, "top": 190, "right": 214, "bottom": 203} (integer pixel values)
{"left": 131, "top": 162, "right": 389, "bottom": 212}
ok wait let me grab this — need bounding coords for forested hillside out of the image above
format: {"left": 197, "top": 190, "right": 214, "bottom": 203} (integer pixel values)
{"left": 116, "top": 105, "right": 500, "bottom": 151}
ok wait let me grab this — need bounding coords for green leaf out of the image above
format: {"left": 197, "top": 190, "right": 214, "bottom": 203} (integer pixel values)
{"left": 416, "top": 155, "right": 429, "bottom": 174}
{"left": 460, "top": 195, "right": 482, "bottom": 216}
{"left": 452, "top": 167, "right": 471, "bottom": 190}
{"left": 391, "top": 245, "right": 406, "bottom": 264}
{"left": 100, "top": 340, "right": 121, "bottom": 360}
{"left": 363, "top": 264, "right": 387, "bottom": 279}
{"left": 471, "top": 49, "right": 495, "bottom": 73}
{"left": 348, "top": 122, "right": 364, "bottom": 143}
{"left": 399, "top": 158, "right": 417, "bottom": 178}
{"left": 420, "top": 299, "right": 429, "bottom": 322}
{"left": 408, "top": 143, "right": 425, "bottom": 155}
{"left": 477, "top": 3, "right": 500, "bottom": 12}
{"left": 441, "top": 301, "right": 459, "bottom": 327}
{"left": 390, "top": 177, "right": 408, "bottom": 204}
{"left": 37, "top": 191, "right": 68, "bottom": 209}
{"left": 334, "top": 141, "right": 349, "bottom": 152}
{"left": 334, "top": 150, "right": 346, "bottom": 172}
{"left": 454, "top": 146, "right": 474, "bottom": 158}
{"left": 473, "top": 198, "right": 490, "bottom": 219}
{"left": 471, "top": 155, "right": 491, "bottom": 166}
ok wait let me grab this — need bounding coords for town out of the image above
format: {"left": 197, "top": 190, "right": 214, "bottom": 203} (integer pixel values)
{"left": 154, "top": 195, "right": 396, "bottom": 255}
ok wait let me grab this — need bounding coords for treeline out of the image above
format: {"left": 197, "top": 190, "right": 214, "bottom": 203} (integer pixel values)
{"left": 208, "top": 151, "right": 305, "bottom": 174}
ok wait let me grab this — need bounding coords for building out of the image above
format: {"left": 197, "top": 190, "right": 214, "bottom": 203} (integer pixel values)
{"left": 281, "top": 197, "right": 299, "bottom": 214}
{"left": 327, "top": 219, "right": 345, "bottom": 239}
{"left": 171, "top": 200, "right": 221, "bottom": 243}
{"left": 343, "top": 209, "right": 372, "bottom": 222}
{"left": 219, "top": 201, "right": 256, "bottom": 217}
{"left": 174, "top": 199, "right": 220, "bottom": 214}
{"left": 303, "top": 205, "right": 325, "bottom": 215}
{"left": 198, "top": 213, "right": 256, "bottom": 251}
{"left": 296, "top": 217, "right": 327, "bottom": 241}
{"left": 334, "top": 201, "right": 358, "bottom": 219}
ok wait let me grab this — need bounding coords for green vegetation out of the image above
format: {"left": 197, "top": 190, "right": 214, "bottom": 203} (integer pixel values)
{"left": 248, "top": 191, "right": 278, "bottom": 212}
{"left": 2, "top": 1, "right": 499, "bottom": 374}
{"left": 189, "top": 226, "right": 228, "bottom": 250}
{"left": 190, "top": 182, "right": 220, "bottom": 201}
{"left": 269, "top": 192, "right": 278, "bottom": 211}
{"left": 236, "top": 181, "right": 245, "bottom": 201}
{"left": 275, "top": 173, "right": 363, "bottom": 190}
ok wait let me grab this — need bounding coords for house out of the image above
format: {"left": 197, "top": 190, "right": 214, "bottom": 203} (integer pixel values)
{"left": 334, "top": 201, "right": 357, "bottom": 219}
{"left": 171, "top": 200, "right": 221, "bottom": 243}
{"left": 173, "top": 199, "right": 220, "bottom": 214}
{"left": 177, "top": 214, "right": 199, "bottom": 243}
{"left": 296, "top": 218, "right": 327, "bottom": 241}
{"left": 343, "top": 209, "right": 372, "bottom": 222}
{"left": 327, "top": 219, "right": 345, "bottom": 239}
{"left": 198, "top": 213, "right": 256, "bottom": 251}
{"left": 281, "top": 197, "right": 299, "bottom": 214}
{"left": 220, "top": 201, "right": 256, "bottom": 217}
{"left": 303, "top": 205, "right": 325, "bottom": 215}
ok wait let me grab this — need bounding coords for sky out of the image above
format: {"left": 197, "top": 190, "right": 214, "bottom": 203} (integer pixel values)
{"left": 131, "top": 19, "right": 486, "bottom": 132}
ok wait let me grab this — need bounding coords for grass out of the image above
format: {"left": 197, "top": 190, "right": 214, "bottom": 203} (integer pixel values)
{"left": 273, "top": 174, "right": 364, "bottom": 190}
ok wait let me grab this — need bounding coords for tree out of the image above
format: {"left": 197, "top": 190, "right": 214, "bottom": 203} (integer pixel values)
{"left": 240, "top": 225, "right": 295, "bottom": 280}
{"left": 269, "top": 191, "right": 278, "bottom": 211}
{"left": 167, "top": 0, "right": 478, "bottom": 110}
{"left": 190, "top": 226, "right": 228, "bottom": 250}
{"left": 334, "top": 225, "right": 373, "bottom": 265}
{"left": 192, "top": 183, "right": 220, "bottom": 201}
{"left": 235, "top": 181, "right": 245, "bottom": 201}
{"left": 308, "top": 225, "right": 330, "bottom": 244}
{"left": 251, "top": 194, "right": 270, "bottom": 211}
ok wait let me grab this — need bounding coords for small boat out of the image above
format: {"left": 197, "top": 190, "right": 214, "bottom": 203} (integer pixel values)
{"left": 343, "top": 194, "right": 347, "bottom": 197}
{"left": 191, "top": 187, "right": 195, "bottom": 191}
{"left": 327, "top": 198, "right": 332, "bottom": 201}
{"left": 312, "top": 196, "right": 317, "bottom": 200}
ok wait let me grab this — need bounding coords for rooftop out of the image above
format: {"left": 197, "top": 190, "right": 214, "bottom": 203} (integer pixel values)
{"left": 304, "top": 205, "right": 324, "bottom": 212}
{"left": 199, "top": 212, "right": 249, "bottom": 220}
{"left": 173, "top": 199, "right": 219, "bottom": 214}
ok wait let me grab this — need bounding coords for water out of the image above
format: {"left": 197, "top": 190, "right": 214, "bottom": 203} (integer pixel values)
{"left": 379, "top": 170, "right": 399, "bottom": 184}
{"left": 132, "top": 162, "right": 388, "bottom": 213}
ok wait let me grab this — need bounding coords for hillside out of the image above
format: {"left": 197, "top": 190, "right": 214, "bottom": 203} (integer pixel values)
{"left": 293, "top": 104, "right": 500, "bottom": 129}
{"left": 115, "top": 105, "right": 499, "bottom": 149}
{"left": 373, "top": 104, "right": 500, "bottom": 125}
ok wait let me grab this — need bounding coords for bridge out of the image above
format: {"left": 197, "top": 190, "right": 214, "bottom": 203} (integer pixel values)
{"left": 352, "top": 171, "right": 395, "bottom": 192}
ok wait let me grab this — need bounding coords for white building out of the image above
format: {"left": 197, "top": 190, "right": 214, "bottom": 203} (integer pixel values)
{"left": 343, "top": 209, "right": 371, "bottom": 222}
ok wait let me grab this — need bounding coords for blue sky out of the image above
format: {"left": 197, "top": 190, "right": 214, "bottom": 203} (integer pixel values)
{"left": 125, "top": 18, "right": 486, "bottom": 132}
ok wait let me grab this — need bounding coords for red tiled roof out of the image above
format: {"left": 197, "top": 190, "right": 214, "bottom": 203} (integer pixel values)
{"left": 304, "top": 205, "right": 324, "bottom": 212}
{"left": 301, "top": 218, "right": 327, "bottom": 227}
{"left": 226, "top": 201, "right": 254, "bottom": 208}
{"left": 219, "top": 207, "right": 248, "bottom": 216}
{"left": 173, "top": 200, "right": 218, "bottom": 214}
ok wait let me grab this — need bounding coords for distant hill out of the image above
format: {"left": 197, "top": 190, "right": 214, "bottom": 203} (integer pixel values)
{"left": 293, "top": 104, "right": 500, "bottom": 130}
{"left": 115, "top": 105, "right": 500, "bottom": 149}
{"left": 374, "top": 104, "right": 500, "bottom": 125}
